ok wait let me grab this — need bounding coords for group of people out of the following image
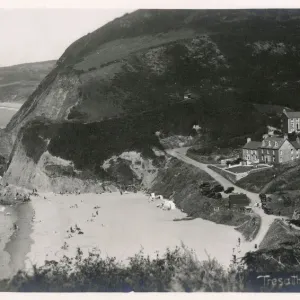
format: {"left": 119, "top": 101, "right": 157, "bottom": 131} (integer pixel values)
{"left": 57, "top": 189, "right": 82, "bottom": 195}
{"left": 15, "top": 192, "right": 31, "bottom": 202}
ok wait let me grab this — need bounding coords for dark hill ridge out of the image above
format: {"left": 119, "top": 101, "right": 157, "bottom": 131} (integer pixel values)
{"left": 2, "top": 9, "right": 300, "bottom": 188}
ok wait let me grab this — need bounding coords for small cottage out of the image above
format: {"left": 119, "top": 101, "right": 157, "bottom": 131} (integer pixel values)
{"left": 228, "top": 193, "right": 250, "bottom": 211}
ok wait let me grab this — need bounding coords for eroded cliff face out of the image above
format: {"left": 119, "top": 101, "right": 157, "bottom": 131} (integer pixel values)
{"left": 4, "top": 72, "right": 81, "bottom": 147}
{"left": 3, "top": 134, "right": 167, "bottom": 192}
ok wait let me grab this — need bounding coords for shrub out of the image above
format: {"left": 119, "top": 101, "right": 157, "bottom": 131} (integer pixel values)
{"left": 224, "top": 187, "right": 234, "bottom": 194}
{"left": 0, "top": 246, "right": 246, "bottom": 292}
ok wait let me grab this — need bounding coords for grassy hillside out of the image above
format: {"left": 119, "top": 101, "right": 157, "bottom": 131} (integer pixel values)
{"left": 4, "top": 9, "right": 300, "bottom": 188}
{"left": 0, "top": 61, "right": 55, "bottom": 103}
{"left": 8, "top": 10, "right": 300, "bottom": 130}
{"left": 236, "top": 160, "right": 300, "bottom": 193}
{"left": 151, "top": 158, "right": 253, "bottom": 229}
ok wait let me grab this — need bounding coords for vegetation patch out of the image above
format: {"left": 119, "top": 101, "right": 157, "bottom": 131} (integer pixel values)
{"left": 0, "top": 245, "right": 248, "bottom": 292}
{"left": 235, "top": 214, "right": 261, "bottom": 241}
{"left": 236, "top": 161, "right": 300, "bottom": 193}
{"left": 263, "top": 190, "right": 300, "bottom": 218}
{"left": 259, "top": 219, "right": 300, "bottom": 250}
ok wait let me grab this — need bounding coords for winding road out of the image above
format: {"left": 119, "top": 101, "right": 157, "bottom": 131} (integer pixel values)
{"left": 167, "top": 147, "right": 286, "bottom": 255}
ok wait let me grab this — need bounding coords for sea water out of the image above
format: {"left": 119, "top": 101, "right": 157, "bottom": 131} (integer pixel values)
{"left": 0, "top": 205, "right": 17, "bottom": 279}
{"left": 0, "top": 107, "right": 17, "bottom": 128}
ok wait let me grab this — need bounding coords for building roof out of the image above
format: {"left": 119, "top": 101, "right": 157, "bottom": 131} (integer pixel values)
{"left": 229, "top": 194, "right": 250, "bottom": 206}
{"left": 290, "top": 141, "right": 300, "bottom": 149}
{"left": 283, "top": 110, "right": 300, "bottom": 118}
{"left": 243, "top": 141, "right": 261, "bottom": 150}
{"left": 261, "top": 136, "right": 286, "bottom": 149}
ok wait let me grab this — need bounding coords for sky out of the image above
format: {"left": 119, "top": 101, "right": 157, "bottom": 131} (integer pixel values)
{"left": 0, "top": 9, "right": 131, "bottom": 67}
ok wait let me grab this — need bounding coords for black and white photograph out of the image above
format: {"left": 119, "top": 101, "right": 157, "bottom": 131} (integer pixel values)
{"left": 1, "top": 0, "right": 300, "bottom": 295}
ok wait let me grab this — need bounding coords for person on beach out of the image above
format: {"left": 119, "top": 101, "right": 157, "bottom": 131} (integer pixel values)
{"left": 232, "top": 255, "right": 237, "bottom": 264}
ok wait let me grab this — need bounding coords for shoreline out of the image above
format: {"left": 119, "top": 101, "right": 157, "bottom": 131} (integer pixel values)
{"left": 0, "top": 204, "right": 17, "bottom": 280}
{"left": 0, "top": 102, "right": 22, "bottom": 110}
{"left": 0, "top": 202, "right": 34, "bottom": 280}
{"left": 4, "top": 202, "right": 34, "bottom": 278}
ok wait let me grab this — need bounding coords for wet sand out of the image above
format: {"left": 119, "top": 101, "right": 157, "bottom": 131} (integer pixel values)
{"left": 24, "top": 192, "right": 243, "bottom": 272}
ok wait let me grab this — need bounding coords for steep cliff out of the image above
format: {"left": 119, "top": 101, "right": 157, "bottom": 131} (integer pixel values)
{"left": 3, "top": 9, "right": 300, "bottom": 189}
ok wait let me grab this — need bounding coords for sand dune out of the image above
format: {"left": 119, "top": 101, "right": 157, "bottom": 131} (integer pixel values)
{"left": 24, "top": 192, "right": 245, "bottom": 272}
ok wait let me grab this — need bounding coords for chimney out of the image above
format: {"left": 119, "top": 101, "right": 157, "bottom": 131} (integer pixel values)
{"left": 247, "top": 137, "right": 251, "bottom": 143}
{"left": 284, "top": 133, "right": 288, "bottom": 140}
{"left": 283, "top": 108, "right": 286, "bottom": 114}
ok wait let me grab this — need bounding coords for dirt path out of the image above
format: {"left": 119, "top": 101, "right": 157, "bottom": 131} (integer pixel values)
{"left": 166, "top": 147, "right": 286, "bottom": 253}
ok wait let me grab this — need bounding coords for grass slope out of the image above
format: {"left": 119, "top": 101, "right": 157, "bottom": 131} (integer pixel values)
{"left": 0, "top": 61, "right": 55, "bottom": 103}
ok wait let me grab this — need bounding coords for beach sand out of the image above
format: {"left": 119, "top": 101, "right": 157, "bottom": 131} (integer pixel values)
{"left": 23, "top": 192, "right": 244, "bottom": 272}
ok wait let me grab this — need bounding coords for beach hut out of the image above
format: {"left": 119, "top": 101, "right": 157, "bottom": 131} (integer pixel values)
{"left": 228, "top": 194, "right": 250, "bottom": 212}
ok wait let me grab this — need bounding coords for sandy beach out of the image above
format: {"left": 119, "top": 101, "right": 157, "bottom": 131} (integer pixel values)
{"left": 21, "top": 191, "right": 245, "bottom": 273}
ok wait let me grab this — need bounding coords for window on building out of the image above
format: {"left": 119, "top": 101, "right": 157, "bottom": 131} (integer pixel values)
{"left": 268, "top": 141, "right": 271, "bottom": 147}
{"left": 275, "top": 142, "right": 278, "bottom": 147}
{"left": 280, "top": 157, "right": 283, "bottom": 162}
{"left": 280, "top": 150, "right": 283, "bottom": 155}
{"left": 261, "top": 149, "right": 264, "bottom": 154}
{"left": 291, "top": 119, "right": 295, "bottom": 127}
{"left": 273, "top": 150, "right": 275, "bottom": 155}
